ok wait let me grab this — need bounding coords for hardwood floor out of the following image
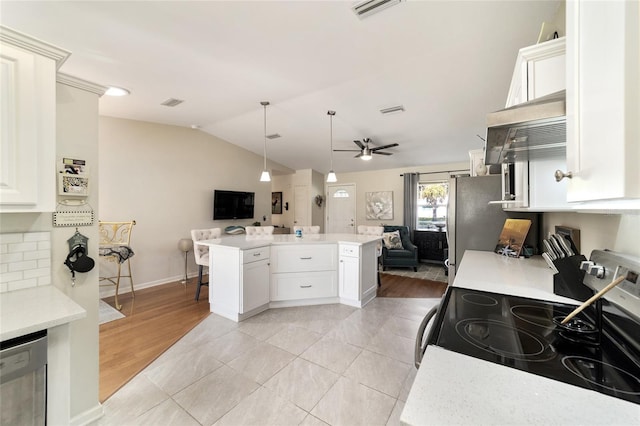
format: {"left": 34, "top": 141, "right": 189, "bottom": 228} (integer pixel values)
{"left": 377, "top": 272, "right": 448, "bottom": 298}
{"left": 99, "top": 278, "right": 210, "bottom": 402}
{"left": 98, "top": 273, "right": 445, "bottom": 402}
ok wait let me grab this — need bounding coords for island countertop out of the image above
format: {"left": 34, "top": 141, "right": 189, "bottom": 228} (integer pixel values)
{"left": 200, "top": 233, "right": 381, "bottom": 250}
{"left": 1, "top": 285, "right": 86, "bottom": 341}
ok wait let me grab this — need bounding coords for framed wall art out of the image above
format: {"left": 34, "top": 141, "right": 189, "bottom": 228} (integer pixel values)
{"left": 271, "top": 191, "right": 283, "bottom": 214}
{"left": 365, "top": 191, "right": 393, "bottom": 220}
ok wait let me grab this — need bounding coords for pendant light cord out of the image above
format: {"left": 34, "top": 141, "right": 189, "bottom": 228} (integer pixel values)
{"left": 330, "top": 113, "right": 333, "bottom": 170}
{"left": 263, "top": 103, "right": 268, "bottom": 169}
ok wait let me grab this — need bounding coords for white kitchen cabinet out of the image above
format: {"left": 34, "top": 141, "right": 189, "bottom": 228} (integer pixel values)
{"left": 270, "top": 244, "right": 337, "bottom": 304}
{"left": 209, "top": 245, "right": 270, "bottom": 321}
{"left": 505, "top": 37, "right": 565, "bottom": 108}
{"left": 565, "top": 0, "right": 640, "bottom": 205}
{"left": 0, "top": 27, "right": 69, "bottom": 212}
{"left": 240, "top": 248, "right": 270, "bottom": 314}
{"left": 502, "top": 37, "right": 572, "bottom": 211}
{"left": 338, "top": 242, "right": 377, "bottom": 308}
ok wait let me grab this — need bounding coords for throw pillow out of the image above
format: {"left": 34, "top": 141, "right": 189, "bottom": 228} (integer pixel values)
{"left": 382, "top": 231, "right": 403, "bottom": 250}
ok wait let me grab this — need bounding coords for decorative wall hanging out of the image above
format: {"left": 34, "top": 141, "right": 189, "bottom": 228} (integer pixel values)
{"left": 58, "top": 157, "right": 89, "bottom": 196}
{"left": 365, "top": 191, "right": 393, "bottom": 220}
{"left": 53, "top": 200, "right": 94, "bottom": 227}
{"left": 272, "top": 191, "right": 283, "bottom": 214}
{"left": 315, "top": 195, "right": 324, "bottom": 208}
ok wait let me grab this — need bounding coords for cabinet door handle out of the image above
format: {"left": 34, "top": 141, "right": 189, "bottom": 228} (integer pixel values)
{"left": 300, "top": 285, "right": 312, "bottom": 288}
{"left": 300, "top": 257, "right": 312, "bottom": 260}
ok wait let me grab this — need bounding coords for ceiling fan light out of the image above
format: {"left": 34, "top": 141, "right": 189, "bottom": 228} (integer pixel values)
{"left": 327, "top": 170, "right": 337, "bottom": 182}
{"left": 361, "top": 154, "right": 372, "bottom": 161}
{"left": 260, "top": 170, "right": 271, "bottom": 182}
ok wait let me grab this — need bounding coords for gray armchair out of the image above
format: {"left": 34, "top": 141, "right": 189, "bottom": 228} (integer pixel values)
{"left": 381, "top": 225, "right": 419, "bottom": 272}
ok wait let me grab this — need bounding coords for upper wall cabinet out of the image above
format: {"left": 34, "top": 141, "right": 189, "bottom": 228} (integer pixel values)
{"left": 505, "top": 37, "right": 566, "bottom": 108}
{"left": 0, "top": 27, "right": 70, "bottom": 212}
{"left": 565, "top": 0, "right": 639, "bottom": 205}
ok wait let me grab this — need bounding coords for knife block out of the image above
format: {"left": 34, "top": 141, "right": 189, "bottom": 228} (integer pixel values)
{"left": 552, "top": 255, "right": 594, "bottom": 302}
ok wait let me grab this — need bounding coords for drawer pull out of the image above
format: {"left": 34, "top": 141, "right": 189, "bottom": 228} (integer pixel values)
{"left": 253, "top": 253, "right": 261, "bottom": 257}
{"left": 300, "top": 285, "right": 312, "bottom": 288}
{"left": 300, "top": 257, "right": 312, "bottom": 260}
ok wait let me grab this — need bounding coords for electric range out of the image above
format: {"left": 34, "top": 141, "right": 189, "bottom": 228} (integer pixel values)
{"left": 424, "top": 250, "right": 640, "bottom": 405}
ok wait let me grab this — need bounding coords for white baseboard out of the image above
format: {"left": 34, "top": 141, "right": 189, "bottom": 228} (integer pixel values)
{"left": 70, "top": 403, "right": 103, "bottom": 426}
{"left": 99, "top": 273, "right": 199, "bottom": 298}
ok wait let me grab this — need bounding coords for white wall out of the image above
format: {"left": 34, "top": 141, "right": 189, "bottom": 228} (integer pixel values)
{"left": 543, "top": 212, "right": 639, "bottom": 258}
{"left": 330, "top": 162, "right": 469, "bottom": 228}
{"left": 0, "top": 81, "right": 102, "bottom": 422}
{"left": 98, "top": 117, "right": 293, "bottom": 291}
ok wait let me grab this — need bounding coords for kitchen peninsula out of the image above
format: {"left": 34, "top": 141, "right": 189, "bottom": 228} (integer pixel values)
{"left": 201, "top": 234, "right": 381, "bottom": 321}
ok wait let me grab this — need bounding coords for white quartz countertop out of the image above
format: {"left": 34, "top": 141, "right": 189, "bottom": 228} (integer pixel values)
{"left": 452, "top": 250, "right": 579, "bottom": 304}
{"left": 1, "top": 285, "right": 86, "bottom": 341}
{"left": 200, "top": 233, "right": 381, "bottom": 250}
{"left": 401, "top": 250, "right": 640, "bottom": 425}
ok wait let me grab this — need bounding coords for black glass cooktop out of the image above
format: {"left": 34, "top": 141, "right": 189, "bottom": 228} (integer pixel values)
{"left": 428, "top": 287, "right": 640, "bottom": 405}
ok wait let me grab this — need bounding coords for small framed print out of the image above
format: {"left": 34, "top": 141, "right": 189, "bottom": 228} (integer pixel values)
{"left": 58, "top": 174, "right": 89, "bottom": 196}
{"left": 272, "top": 191, "right": 283, "bottom": 214}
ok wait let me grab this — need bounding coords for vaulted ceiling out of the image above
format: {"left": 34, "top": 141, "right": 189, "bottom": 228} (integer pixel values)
{"left": 1, "top": 1, "right": 562, "bottom": 174}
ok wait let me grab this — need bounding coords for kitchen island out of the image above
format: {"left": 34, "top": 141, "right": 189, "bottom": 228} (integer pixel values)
{"left": 401, "top": 250, "right": 640, "bottom": 425}
{"left": 200, "top": 233, "right": 380, "bottom": 322}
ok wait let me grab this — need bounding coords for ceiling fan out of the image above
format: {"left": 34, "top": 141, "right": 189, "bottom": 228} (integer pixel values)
{"left": 333, "top": 138, "right": 399, "bottom": 161}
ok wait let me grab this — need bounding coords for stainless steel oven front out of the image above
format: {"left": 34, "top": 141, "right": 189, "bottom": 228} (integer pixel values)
{"left": 1, "top": 330, "right": 47, "bottom": 426}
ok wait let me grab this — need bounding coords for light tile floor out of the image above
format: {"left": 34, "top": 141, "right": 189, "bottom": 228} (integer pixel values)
{"left": 94, "top": 297, "right": 441, "bottom": 426}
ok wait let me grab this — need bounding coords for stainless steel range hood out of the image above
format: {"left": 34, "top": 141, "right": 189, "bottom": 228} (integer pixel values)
{"left": 484, "top": 90, "right": 566, "bottom": 165}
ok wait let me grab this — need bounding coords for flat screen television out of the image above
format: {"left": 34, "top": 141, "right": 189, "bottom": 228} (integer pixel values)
{"left": 213, "top": 190, "right": 255, "bottom": 220}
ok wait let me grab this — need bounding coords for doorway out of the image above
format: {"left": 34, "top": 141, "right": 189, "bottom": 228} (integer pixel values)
{"left": 326, "top": 183, "right": 356, "bottom": 234}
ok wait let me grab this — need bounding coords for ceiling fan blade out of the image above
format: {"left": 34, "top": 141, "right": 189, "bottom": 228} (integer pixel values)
{"left": 354, "top": 153, "right": 363, "bottom": 158}
{"left": 371, "top": 143, "right": 399, "bottom": 151}
{"left": 373, "top": 151, "right": 393, "bottom": 155}
{"left": 333, "top": 149, "right": 361, "bottom": 152}
{"left": 353, "top": 140, "right": 365, "bottom": 149}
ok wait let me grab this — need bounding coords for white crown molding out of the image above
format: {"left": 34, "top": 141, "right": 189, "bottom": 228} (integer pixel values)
{"left": 57, "top": 73, "right": 106, "bottom": 96}
{"left": 0, "top": 25, "right": 71, "bottom": 69}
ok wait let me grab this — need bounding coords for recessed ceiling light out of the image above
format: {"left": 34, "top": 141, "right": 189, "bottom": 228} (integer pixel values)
{"left": 105, "top": 86, "right": 130, "bottom": 96}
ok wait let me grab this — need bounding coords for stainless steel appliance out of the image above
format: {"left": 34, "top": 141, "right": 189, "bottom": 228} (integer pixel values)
{"left": 0, "top": 330, "right": 47, "bottom": 425}
{"left": 484, "top": 90, "right": 566, "bottom": 165}
{"left": 445, "top": 174, "right": 538, "bottom": 285}
{"left": 418, "top": 250, "right": 640, "bottom": 405}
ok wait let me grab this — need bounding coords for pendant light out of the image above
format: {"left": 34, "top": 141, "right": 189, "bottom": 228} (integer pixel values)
{"left": 259, "top": 101, "right": 271, "bottom": 182}
{"left": 326, "top": 110, "right": 337, "bottom": 183}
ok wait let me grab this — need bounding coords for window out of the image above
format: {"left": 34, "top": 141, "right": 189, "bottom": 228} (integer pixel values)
{"left": 417, "top": 181, "right": 449, "bottom": 230}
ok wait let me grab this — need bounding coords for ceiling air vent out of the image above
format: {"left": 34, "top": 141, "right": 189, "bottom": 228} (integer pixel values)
{"left": 160, "top": 98, "right": 184, "bottom": 107}
{"left": 266, "top": 133, "right": 281, "bottom": 140}
{"left": 352, "top": 0, "right": 402, "bottom": 19}
{"left": 380, "top": 105, "right": 405, "bottom": 115}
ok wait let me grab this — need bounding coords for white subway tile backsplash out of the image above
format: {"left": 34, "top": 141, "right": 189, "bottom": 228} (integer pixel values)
{"left": 0, "top": 271, "right": 23, "bottom": 283}
{"left": 23, "top": 232, "right": 50, "bottom": 242}
{"left": 24, "top": 250, "right": 50, "bottom": 261}
{"left": 0, "top": 252, "right": 23, "bottom": 264}
{"left": 8, "top": 242, "right": 38, "bottom": 253}
{"left": 0, "top": 232, "right": 51, "bottom": 293}
{"left": 0, "top": 233, "right": 24, "bottom": 244}
{"left": 9, "top": 260, "right": 38, "bottom": 272}
{"left": 24, "top": 267, "right": 50, "bottom": 279}
{"left": 8, "top": 278, "right": 39, "bottom": 292}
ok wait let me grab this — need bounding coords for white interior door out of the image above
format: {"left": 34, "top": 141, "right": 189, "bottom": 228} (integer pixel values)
{"left": 293, "top": 185, "right": 310, "bottom": 227}
{"left": 326, "top": 184, "right": 356, "bottom": 234}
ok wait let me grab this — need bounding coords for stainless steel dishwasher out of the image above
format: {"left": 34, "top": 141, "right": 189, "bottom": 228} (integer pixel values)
{"left": 1, "top": 330, "right": 48, "bottom": 425}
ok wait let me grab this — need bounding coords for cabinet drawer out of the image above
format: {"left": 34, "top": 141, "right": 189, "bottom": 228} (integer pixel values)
{"left": 271, "top": 245, "right": 336, "bottom": 272}
{"left": 271, "top": 271, "right": 337, "bottom": 301}
{"left": 339, "top": 244, "right": 360, "bottom": 258}
{"left": 242, "top": 247, "right": 270, "bottom": 264}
